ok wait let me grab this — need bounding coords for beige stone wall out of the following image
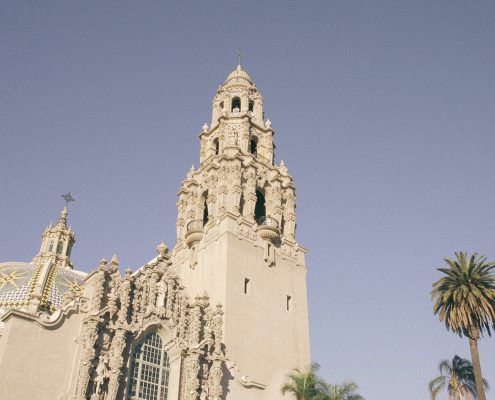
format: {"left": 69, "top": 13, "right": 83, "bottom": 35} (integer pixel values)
{"left": 174, "top": 213, "right": 311, "bottom": 400}
{"left": 0, "top": 312, "right": 83, "bottom": 400}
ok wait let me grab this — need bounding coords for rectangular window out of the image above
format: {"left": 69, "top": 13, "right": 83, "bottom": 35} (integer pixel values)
{"left": 244, "top": 278, "right": 250, "bottom": 295}
{"left": 286, "top": 295, "right": 292, "bottom": 311}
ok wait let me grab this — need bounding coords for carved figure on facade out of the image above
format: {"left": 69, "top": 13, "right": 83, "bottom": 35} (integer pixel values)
{"left": 227, "top": 126, "right": 239, "bottom": 147}
{"left": 156, "top": 274, "right": 168, "bottom": 309}
{"left": 93, "top": 355, "right": 109, "bottom": 398}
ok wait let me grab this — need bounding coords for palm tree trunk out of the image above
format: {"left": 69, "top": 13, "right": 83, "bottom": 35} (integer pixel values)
{"left": 468, "top": 337, "right": 486, "bottom": 400}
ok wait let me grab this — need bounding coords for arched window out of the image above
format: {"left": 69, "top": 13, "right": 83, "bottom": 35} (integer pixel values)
{"left": 254, "top": 190, "right": 266, "bottom": 223}
{"left": 250, "top": 137, "right": 258, "bottom": 156}
{"left": 203, "top": 197, "right": 209, "bottom": 226}
{"left": 127, "top": 332, "right": 170, "bottom": 400}
{"left": 47, "top": 240, "right": 54, "bottom": 252}
{"left": 249, "top": 100, "right": 254, "bottom": 112}
{"left": 231, "top": 97, "right": 241, "bottom": 112}
{"left": 56, "top": 241, "right": 63, "bottom": 254}
{"left": 213, "top": 138, "right": 219, "bottom": 155}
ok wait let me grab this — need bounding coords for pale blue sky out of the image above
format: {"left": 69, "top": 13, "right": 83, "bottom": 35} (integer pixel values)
{"left": 1, "top": 2, "right": 495, "bottom": 399}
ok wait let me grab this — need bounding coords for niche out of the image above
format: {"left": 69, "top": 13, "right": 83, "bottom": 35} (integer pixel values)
{"left": 231, "top": 97, "right": 241, "bottom": 112}
{"left": 213, "top": 138, "right": 219, "bottom": 155}
{"left": 203, "top": 198, "right": 209, "bottom": 226}
{"left": 250, "top": 137, "right": 258, "bottom": 156}
{"left": 200, "top": 191, "right": 209, "bottom": 226}
{"left": 249, "top": 100, "right": 254, "bottom": 112}
{"left": 254, "top": 190, "right": 266, "bottom": 222}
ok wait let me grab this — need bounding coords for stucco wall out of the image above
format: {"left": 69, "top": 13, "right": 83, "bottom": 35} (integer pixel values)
{"left": 0, "top": 312, "right": 83, "bottom": 400}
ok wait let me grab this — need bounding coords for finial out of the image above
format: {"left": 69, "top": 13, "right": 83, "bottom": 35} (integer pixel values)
{"left": 156, "top": 240, "right": 168, "bottom": 256}
{"left": 265, "top": 119, "right": 271, "bottom": 128}
{"left": 237, "top": 48, "right": 242, "bottom": 67}
{"left": 59, "top": 206, "right": 68, "bottom": 225}
{"left": 99, "top": 258, "right": 108, "bottom": 268}
{"left": 202, "top": 123, "right": 209, "bottom": 133}
{"left": 279, "top": 160, "right": 288, "bottom": 175}
{"left": 110, "top": 254, "right": 119, "bottom": 267}
{"left": 60, "top": 192, "right": 74, "bottom": 225}
{"left": 187, "top": 165, "right": 195, "bottom": 178}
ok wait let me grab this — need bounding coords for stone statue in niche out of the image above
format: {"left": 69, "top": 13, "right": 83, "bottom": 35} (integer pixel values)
{"left": 156, "top": 275, "right": 167, "bottom": 308}
{"left": 107, "top": 280, "right": 118, "bottom": 318}
{"left": 146, "top": 272, "right": 160, "bottom": 315}
{"left": 94, "top": 355, "right": 109, "bottom": 396}
{"left": 227, "top": 128, "right": 238, "bottom": 146}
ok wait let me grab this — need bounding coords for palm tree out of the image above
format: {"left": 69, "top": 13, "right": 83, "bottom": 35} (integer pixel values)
{"left": 326, "top": 381, "right": 364, "bottom": 400}
{"left": 281, "top": 363, "right": 329, "bottom": 400}
{"left": 432, "top": 252, "right": 495, "bottom": 400}
{"left": 429, "top": 355, "right": 488, "bottom": 400}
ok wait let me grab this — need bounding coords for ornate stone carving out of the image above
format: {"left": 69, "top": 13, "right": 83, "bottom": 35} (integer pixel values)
{"left": 106, "top": 328, "right": 127, "bottom": 400}
{"left": 75, "top": 318, "right": 99, "bottom": 400}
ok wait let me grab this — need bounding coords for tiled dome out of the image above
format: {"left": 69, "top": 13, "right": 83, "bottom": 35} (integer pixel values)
{"left": 0, "top": 261, "right": 86, "bottom": 317}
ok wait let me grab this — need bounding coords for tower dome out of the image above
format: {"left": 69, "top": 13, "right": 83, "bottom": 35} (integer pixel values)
{"left": 224, "top": 64, "right": 254, "bottom": 87}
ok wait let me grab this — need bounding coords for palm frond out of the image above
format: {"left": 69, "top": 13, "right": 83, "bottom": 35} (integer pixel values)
{"left": 429, "top": 355, "right": 487, "bottom": 400}
{"left": 432, "top": 252, "right": 495, "bottom": 338}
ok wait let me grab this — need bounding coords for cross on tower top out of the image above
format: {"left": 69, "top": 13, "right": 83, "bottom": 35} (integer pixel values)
{"left": 62, "top": 192, "right": 75, "bottom": 207}
{"left": 237, "top": 48, "right": 242, "bottom": 66}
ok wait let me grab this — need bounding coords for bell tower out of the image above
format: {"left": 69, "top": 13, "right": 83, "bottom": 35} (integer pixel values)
{"left": 173, "top": 64, "right": 310, "bottom": 399}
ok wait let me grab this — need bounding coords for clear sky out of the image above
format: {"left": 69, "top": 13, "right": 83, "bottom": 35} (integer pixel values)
{"left": 1, "top": 2, "right": 494, "bottom": 399}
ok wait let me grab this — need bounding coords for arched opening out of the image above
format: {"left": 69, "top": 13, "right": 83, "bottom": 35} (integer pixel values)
{"left": 249, "top": 100, "right": 254, "bottom": 112}
{"left": 231, "top": 97, "right": 241, "bottom": 112}
{"left": 250, "top": 137, "right": 258, "bottom": 156}
{"left": 56, "top": 241, "right": 63, "bottom": 254}
{"left": 213, "top": 138, "right": 219, "bottom": 155}
{"left": 203, "top": 197, "right": 209, "bottom": 226}
{"left": 48, "top": 240, "right": 54, "bottom": 252}
{"left": 254, "top": 190, "right": 266, "bottom": 223}
{"left": 201, "top": 191, "right": 209, "bottom": 226}
{"left": 219, "top": 101, "right": 224, "bottom": 111}
{"left": 127, "top": 331, "right": 170, "bottom": 400}
{"left": 239, "top": 194, "right": 245, "bottom": 215}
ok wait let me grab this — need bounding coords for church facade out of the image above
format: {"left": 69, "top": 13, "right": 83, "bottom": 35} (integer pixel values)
{"left": 0, "top": 65, "right": 310, "bottom": 400}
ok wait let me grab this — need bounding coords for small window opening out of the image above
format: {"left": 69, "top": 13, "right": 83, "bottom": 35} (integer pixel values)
{"left": 239, "top": 194, "right": 245, "bottom": 215}
{"left": 249, "top": 100, "right": 254, "bottom": 112}
{"left": 56, "top": 241, "right": 63, "bottom": 254}
{"left": 231, "top": 97, "right": 241, "bottom": 112}
{"left": 203, "top": 197, "right": 209, "bottom": 226}
{"left": 219, "top": 101, "right": 224, "bottom": 110}
{"left": 254, "top": 190, "right": 266, "bottom": 222}
{"left": 213, "top": 138, "right": 219, "bottom": 155}
{"left": 286, "top": 295, "right": 292, "bottom": 311}
{"left": 244, "top": 278, "right": 250, "bottom": 295}
{"left": 48, "top": 240, "right": 54, "bottom": 252}
{"left": 67, "top": 244, "right": 72, "bottom": 257}
{"left": 250, "top": 137, "right": 258, "bottom": 156}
